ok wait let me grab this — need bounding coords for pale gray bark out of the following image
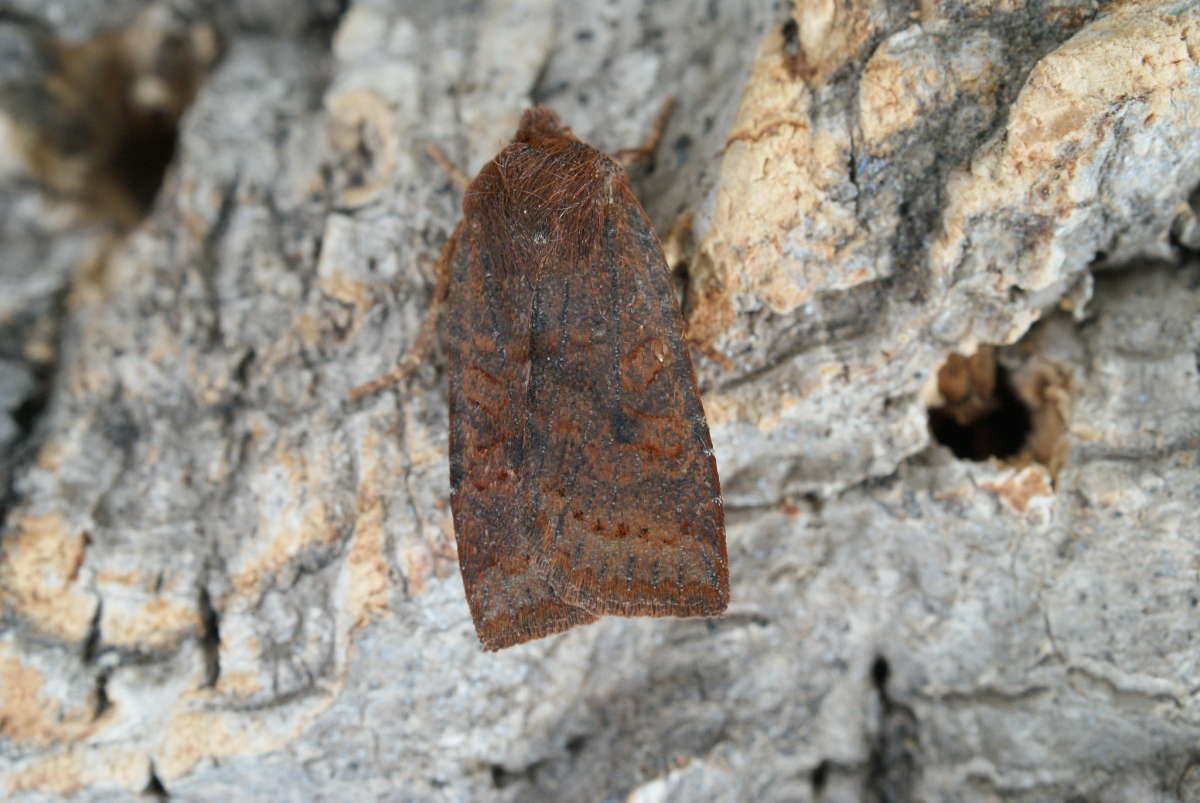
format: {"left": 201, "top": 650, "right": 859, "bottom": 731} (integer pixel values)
{"left": 2, "top": 2, "right": 1200, "bottom": 801}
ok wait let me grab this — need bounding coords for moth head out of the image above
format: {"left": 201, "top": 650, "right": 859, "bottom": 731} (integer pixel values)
{"left": 515, "top": 107, "right": 581, "bottom": 149}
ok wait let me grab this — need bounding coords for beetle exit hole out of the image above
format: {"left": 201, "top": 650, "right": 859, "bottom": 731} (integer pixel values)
{"left": 19, "top": 10, "right": 218, "bottom": 227}
{"left": 928, "top": 347, "right": 1029, "bottom": 460}
{"left": 927, "top": 345, "right": 1072, "bottom": 475}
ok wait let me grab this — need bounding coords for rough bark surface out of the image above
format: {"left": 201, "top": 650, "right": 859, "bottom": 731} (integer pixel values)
{"left": 2, "top": 1, "right": 1200, "bottom": 801}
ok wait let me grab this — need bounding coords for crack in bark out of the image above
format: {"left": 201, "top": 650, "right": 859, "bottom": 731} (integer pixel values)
{"left": 144, "top": 760, "right": 169, "bottom": 799}
{"left": 198, "top": 585, "right": 222, "bottom": 689}
{"left": 865, "top": 655, "right": 920, "bottom": 803}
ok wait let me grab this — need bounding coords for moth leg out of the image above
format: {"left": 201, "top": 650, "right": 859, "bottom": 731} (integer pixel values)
{"left": 348, "top": 224, "right": 460, "bottom": 401}
{"left": 691, "top": 339, "right": 734, "bottom": 371}
{"left": 425, "top": 143, "right": 471, "bottom": 192}
{"left": 613, "top": 95, "right": 675, "bottom": 169}
{"left": 350, "top": 141, "right": 470, "bottom": 400}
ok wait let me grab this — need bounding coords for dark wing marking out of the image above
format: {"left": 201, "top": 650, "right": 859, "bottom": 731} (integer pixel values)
{"left": 446, "top": 204, "right": 596, "bottom": 651}
{"left": 519, "top": 154, "right": 728, "bottom": 618}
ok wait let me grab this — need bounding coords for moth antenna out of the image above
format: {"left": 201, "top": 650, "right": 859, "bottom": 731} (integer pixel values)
{"left": 613, "top": 96, "right": 675, "bottom": 169}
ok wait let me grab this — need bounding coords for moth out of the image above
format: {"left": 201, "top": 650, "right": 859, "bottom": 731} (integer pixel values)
{"left": 354, "top": 105, "right": 728, "bottom": 650}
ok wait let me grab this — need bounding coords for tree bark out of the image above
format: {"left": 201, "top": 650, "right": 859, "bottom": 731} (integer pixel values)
{"left": 3, "top": 1, "right": 1200, "bottom": 800}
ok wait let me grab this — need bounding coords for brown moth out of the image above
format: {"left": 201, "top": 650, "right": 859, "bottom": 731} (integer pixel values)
{"left": 355, "top": 106, "right": 728, "bottom": 650}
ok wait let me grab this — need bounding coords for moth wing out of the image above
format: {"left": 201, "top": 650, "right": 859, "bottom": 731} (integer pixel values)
{"left": 446, "top": 220, "right": 597, "bottom": 650}
{"left": 524, "top": 173, "right": 728, "bottom": 618}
